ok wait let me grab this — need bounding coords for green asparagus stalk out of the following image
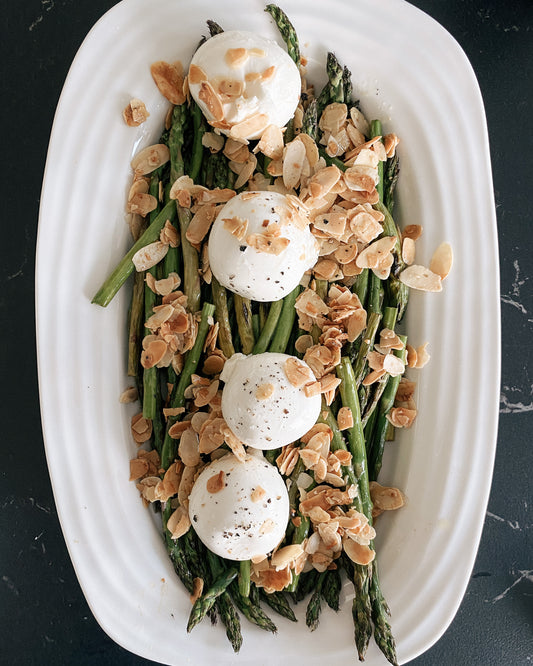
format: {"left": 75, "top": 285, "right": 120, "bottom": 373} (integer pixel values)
{"left": 233, "top": 295, "right": 255, "bottom": 355}
{"left": 370, "top": 119, "right": 384, "bottom": 203}
{"left": 229, "top": 582, "right": 278, "bottom": 633}
{"left": 368, "top": 334, "right": 407, "bottom": 482}
{"left": 187, "top": 567, "right": 238, "bottom": 632}
{"left": 260, "top": 591, "right": 297, "bottom": 622}
{"left": 265, "top": 4, "right": 300, "bottom": 65}
{"left": 211, "top": 277, "right": 235, "bottom": 358}
{"left": 207, "top": 19, "right": 224, "bottom": 36}
{"left": 322, "top": 568, "right": 342, "bottom": 612}
{"left": 268, "top": 286, "right": 300, "bottom": 353}
{"left": 305, "top": 572, "right": 325, "bottom": 631}
{"left": 370, "top": 561, "right": 398, "bottom": 666}
{"left": 92, "top": 200, "right": 177, "bottom": 307}
{"left": 238, "top": 559, "right": 251, "bottom": 598}
{"left": 252, "top": 299, "right": 283, "bottom": 353}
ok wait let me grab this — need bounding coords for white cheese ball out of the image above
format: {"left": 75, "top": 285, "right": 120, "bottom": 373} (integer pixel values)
{"left": 220, "top": 352, "right": 321, "bottom": 450}
{"left": 188, "top": 30, "right": 301, "bottom": 139}
{"left": 188, "top": 453, "right": 289, "bottom": 560}
{"left": 208, "top": 191, "right": 319, "bottom": 302}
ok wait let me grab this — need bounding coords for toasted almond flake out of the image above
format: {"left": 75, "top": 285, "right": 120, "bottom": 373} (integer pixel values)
{"left": 223, "top": 216, "right": 248, "bottom": 240}
{"left": 225, "top": 47, "right": 248, "bottom": 68}
{"left": 127, "top": 192, "right": 158, "bottom": 216}
{"left": 132, "top": 241, "right": 169, "bottom": 271}
{"left": 383, "top": 132, "right": 400, "bottom": 157}
{"left": 163, "top": 406, "right": 186, "bottom": 419}
{"left": 343, "top": 538, "right": 375, "bottom": 565}
{"left": 386, "top": 406, "right": 417, "bottom": 428}
{"left": 429, "top": 242, "right": 453, "bottom": 279}
{"left": 245, "top": 71, "right": 261, "bottom": 82}
{"left": 399, "top": 265, "right": 443, "bottom": 292}
{"left": 299, "top": 448, "right": 321, "bottom": 469}
{"left": 255, "top": 383, "right": 275, "bottom": 400}
{"left": 254, "top": 124, "right": 284, "bottom": 160}
{"left": 402, "top": 237, "right": 416, "bottom": 265}
{"left": 369, "top": 481, "right": 406, "bottom": 510}
{"left": 415, "top": 342, "right": 430, "bottom": 368}
{"left": 190, "top": 577, "right": 204, "bottom": 604}
{"left": 167, "top": 505, "right": 191, "bottom": 540}
{"left": 123, "top": 98, "right": 150, "bottom": 127}
{"left": 188, "top": 63, "right": 208, "bottom": 85}
{"left": 202, "top": 353, "right": 225, "bottom": 375}
{"left": 271, "top": 544, "right": 304, "bottom": 570}
{"left": 313, "top": 258, "right": 340, "bottom": 281}
{"left": 259, "top": 519, "right": 275, "bottom": 535}
{"left": 160, "top": 220, "right": 180, "bottom": 247}
{"left": 246, "top": 232, "right": 290, "bottom": 255}
{"left": 283, "top": 357, "right": 315, "bottom": 388}
{"left": 303, "top": 381, "right": 321, "bottom": 397}
{"left": 356, "top": 236, "right": 396, "bottom": 270}
{"left": 120, "top": 386, "right": 138, "bottom": 403}
{"left": 349, "top": 106, "right": 370, "bottom": 136}
{"left": 168, "top": 420, "right": 190, "bottom": 439}
{"left": 261, "top": 64, "right": 276, "bottom": 80}
{"left": 362, "top": 368, "right": 386, "bottom": 386}
{"left": 202, "top": 131, "right": 225, "bottom": 153}
{"left": 198, "top": 81, "right": 225, "bottom": 122}
{"left": 141, "top": 339, "right": 168, "bottom": 369}
{"left": 337, "top": 406, "right": 353, "bottom": 430}
{"left": 403, "top": 224, "right": 423, "bottom": 241}
{"left": 131, "top": 413, "right": 152, "bottom": 442}
{"left": 283, "top": 138, "right": 306, "bottom": 190}
{"left": 150, "top": 61, "right": 185, "bottom": 105}
{"left": 251, "top": 486, "right": 266, "bottom": 503}
{"left": 319, "top": 102, "right": 348, "bottom": 135}
{"left": 131, "top": 144, "right": 170, "bottom": 175}
{"left": 206, "top": 470, "right": 225, "bottom": 494}
{"left": 218, "top": 78, "right": 245, "bottom": 98}
{"left": 294, "top": 334, "right": 314, "bottom": 355}
{"left": 186, "top": 204, "right": 217, "bottom": 245}
{"left": 233, "top": 154, "right": 258, "bottom": 189}
{"left": 178, "top": 428, "right": 201, "bottom": 467}
{"left": 229, "top": 113, "right": 269, "bottom": 142}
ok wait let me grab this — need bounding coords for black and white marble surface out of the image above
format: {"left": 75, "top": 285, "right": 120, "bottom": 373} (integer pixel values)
{"left": 3, "top": 0, "right": 532, "bottom": 664}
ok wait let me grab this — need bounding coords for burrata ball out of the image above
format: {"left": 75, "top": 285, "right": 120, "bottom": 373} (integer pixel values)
{"left": 188, "top": 30, "right": 301, "bottom": 140}
{"left": 220, "top": 352, "right": 321, "bottom": 450}
{"left": 208, "top": 191, "right": 319, "bottom": 302}
{"left": 188, "top": 453, "right": 289, "bottom": 560}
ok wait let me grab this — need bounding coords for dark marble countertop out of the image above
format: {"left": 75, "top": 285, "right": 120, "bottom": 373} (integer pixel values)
{"left": 3, "top": 0, "right": 532, "bottom": 664}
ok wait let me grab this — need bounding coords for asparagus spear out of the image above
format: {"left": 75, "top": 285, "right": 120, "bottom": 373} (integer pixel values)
{"left": 265, "top": 4, "right": 300, "bottom": 65}
{"left": 370, "top": 561, "right": 398, "bottom": 666}
{"left": 305, "top": 572, "right": 325, "bottom": 631}
{"left": 233, "top": 295, "right": 255, "bottom": 355}
{"left": 207, "top": 19, "right": 224, "bottom": 36}
{"left": 92, "top": 200, "right": 177, "bottom": 307}
{"left": 368, "top": 334, "right": 407, "bottom": 482}
{"left": 322, "top": 567, "right": 342, "bottom": 612}
{"left": 187, "top": 567, "right": 238, "bottom": 632}
{"left": 268, "top": 286, "right": 300, "bottom": 353}
{"left": 252, "top": 299, "right": 283, "bottom": 353}
{"left": 229, "top": 582, "right": 278, "bottom": 633}
{"left": 260, "top": 591, "right": 297, "bottom": 622}
{"left": 211, "top": 277, "right": 235, "bottom": 358}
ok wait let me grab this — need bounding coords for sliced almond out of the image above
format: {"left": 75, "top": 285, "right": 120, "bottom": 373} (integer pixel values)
{"left": 206, "top": 470, "right": 225, "bottom": 494}
{"left": 429, "top": 242, "right": 453, "bottom": 279}
{"left": 131, "top": 144, "right": 170, "bottom": 175}
{"left": 188, "top": 63, "right": 208, "bottom": 85}
{"left": 223, "top": 216, "right": 248, "bottom": 241}
{"left": 132, "top": 241, "right": 169, "bottom": 271}
{"left": 255, "top": 383, "right": 275, "bottom": 400}
{"left": 399, "top": 265, "right": 443, "bottom": 292}
{"left": 225, "top": 47, "right": 248, "bottom": 68}
{"left": 150, "top": 61, "right": 185, "bottom": 105}
{"left": 198, "top": 81, "right": 225, "bottom": 122}
{"left": 123, "top": 98, "right": 150, "bottom": 127}
{"left": 343, "top": 538, "right": 375, "bottom": 566}
{"left": 283, "top": 139, "right": 306, "bottom": 190}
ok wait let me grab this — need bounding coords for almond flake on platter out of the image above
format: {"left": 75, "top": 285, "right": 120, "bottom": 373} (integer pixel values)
{"left": 429, "top": 242, "right": 454, "bottom": 279}
{"left": 150, "top": 61, "right": 185, "bottom": 105}
{"left": 399, "top": 265, "right": 443, "bottom": 292}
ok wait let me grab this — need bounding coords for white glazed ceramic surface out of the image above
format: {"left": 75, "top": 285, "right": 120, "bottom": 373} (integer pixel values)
{"left": 36, "top": 1, "right": 500, "bottom": 664}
